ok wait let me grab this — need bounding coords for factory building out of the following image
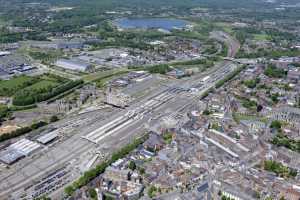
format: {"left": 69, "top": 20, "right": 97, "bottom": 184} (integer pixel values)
{"left": 55, "top": 58, "right": 93, "bottom": 72}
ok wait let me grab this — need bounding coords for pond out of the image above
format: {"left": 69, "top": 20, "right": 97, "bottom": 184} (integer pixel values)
{"left": 114, "top": 18, "right": 189, "bottom": 30}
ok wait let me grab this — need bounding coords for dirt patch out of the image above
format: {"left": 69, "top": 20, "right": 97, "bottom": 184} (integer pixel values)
{"left": 0, "top": 125, "right": 20, "bottom": 135}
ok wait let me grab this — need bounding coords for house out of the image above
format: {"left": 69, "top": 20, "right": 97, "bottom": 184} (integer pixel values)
{"left": 143, "top": 132, "right": 165, "bottom": 152}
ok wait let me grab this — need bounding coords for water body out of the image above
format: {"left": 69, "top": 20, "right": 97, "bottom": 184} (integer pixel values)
{"left": 115, "top": 18, "right": 189, "bottom": 30}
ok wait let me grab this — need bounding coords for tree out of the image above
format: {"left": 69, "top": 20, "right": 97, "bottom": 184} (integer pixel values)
{"left": 89, "top": 188, "right": 98, "bottom": 199}
{"left": 203, "top": 109, "right": 211, "bottom": 115}
{"left": 279, "top": 197, "right": 285, "bottom": 200}
{"left": 264, "top": 64, "right": 286, "bottom": 78}
{"left": 148, "top": 185, "right": 157, "bottom": 198}
{"left": 128, "top": 161, "right": 136, "bottom": 171}
{"left": 64, "top": 185, "right": 76, "bottom": 196}
{"left": 50, "top": 115, "right": 59, "bottom": 123}
{"left": 139, "top": 167, "right": 145, "bottom": 174}
{"left": 270, "top": 120, "right": 282, "bottom": 130}
{"left": 257, "top": 105, "right": 263, "bottom": 112}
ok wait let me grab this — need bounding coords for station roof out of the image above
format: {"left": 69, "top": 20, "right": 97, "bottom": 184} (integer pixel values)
{"left": 36, "top": 131, "right": 59, "bottom": 144}
{"left": 0, "top": 149, "right": 25, "bottom": 165}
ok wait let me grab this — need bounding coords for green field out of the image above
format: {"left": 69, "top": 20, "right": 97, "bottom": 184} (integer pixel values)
{"left": 23, "top": 80, "right": 59, "bottom": 91}
{"left": 83, "top": 68, "right": 131, "bottom": 82}
{"left": 232, "top": 112, "right": 268, "bottom": 124}
{"left": 0, "top": 76, "right": 38, "bottom": 96}
{"left": 0, "top": 75, "right": 66, "bottom": 97}
{"left": 253, "top": 34, "right": 271, "bottom": 41}
{"left": 215, "top": 22, "right": 234, "bottom": 34}
{"left": 0, "top": 17, "right": 7, "bottom": 28}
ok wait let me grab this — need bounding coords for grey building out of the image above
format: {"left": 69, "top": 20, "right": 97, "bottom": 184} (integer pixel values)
{"left": 55, "top": 58, "right": 93, "bottom": 72}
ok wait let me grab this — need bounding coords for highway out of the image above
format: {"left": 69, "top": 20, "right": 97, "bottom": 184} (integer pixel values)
{"left": 0, "top": 32, "right": 240, "bottom": 199}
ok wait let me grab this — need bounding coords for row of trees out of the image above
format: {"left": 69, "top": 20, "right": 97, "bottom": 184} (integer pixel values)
{"left": 12, "top": 80, "right": 83, "bottom": 106}
{"left": 147, "top": 64, "right": 171, "bottom": 74}
{"left": 215, "top": 65, "right": 246, "bottom": 88}
{"left": 0, "top": 105, "right": 9, "bottom": 122}
{"left": 237, "top": 48, "right": 300, "bottom": 59}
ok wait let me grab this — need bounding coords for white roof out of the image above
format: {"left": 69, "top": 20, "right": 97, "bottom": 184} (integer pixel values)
{"left": 36, "top": 131, "right": 59, "bottom": 144}
{"left": 9, "top": 139, "right": 41, "bottom": 155}
{"left": 0, "top": 51, "right": 11, "bottom": 56}
{"left": 55, "top": 59, "right": 91, "bottom": 71}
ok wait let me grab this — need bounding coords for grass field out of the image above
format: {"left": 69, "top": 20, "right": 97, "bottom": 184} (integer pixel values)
{"left": 0, "top": 75, "right": 66, "bottom": 97}
{"left": 253, "top": 34, "right": 271, "bottom": 41}
{"left": 232, "top": 112, "right": 268, "bottom": 124}
{"left": 0, "top": 18, "right": 7, "bottom": 28}
{"left": 82, "top": 68, "right": 131, "bottom": 82}
{"left": 0, "top": 76, "right": 37, "bottom": 92}
{"left": 215, "top": 22, "right": 234, "bottom": 34}
{"left": 23, "top": 80, "right": 59, "bottom": 90}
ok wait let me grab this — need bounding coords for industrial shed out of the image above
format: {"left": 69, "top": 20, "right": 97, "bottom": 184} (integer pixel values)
{"left": 36, "top": 131, "right": 59, "bottom": 145}
{"left": 0, "top": 149, "right": 25, "bottom": 165}
{"left": 55, "top": 58, "right": 93, "bottom": 72}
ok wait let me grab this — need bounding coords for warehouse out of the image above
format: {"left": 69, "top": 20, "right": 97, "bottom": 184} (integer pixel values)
{"left": 55, "top": 58, "right": 93, "bottom": 72}
{"left": 0, "top": 149, "right": 25, "bottom": 165}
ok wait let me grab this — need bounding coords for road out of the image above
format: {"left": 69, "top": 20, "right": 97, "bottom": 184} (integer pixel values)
{"left": 0, "top": 32, "right": 240, "bottom": 199}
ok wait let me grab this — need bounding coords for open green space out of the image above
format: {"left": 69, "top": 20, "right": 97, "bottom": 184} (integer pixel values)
{"left": 12, "top": 79, "right": 83, "bottom": 106}
{"left": 23, "top": 80, "right": 59, "bottom": 91}
{"left": 28, "top": 49, "right": 63, "bottom": 63}
{"left": 253, "top": 33, "right": 271, "bottom": 41}
{"left": 271, "top": 134, "right": 300, "bottom": 153}
{"left": 0, "top": 76, "right": 39, "bottom": 96}
{"left": 215, "top": 22, "right": 234, "bottom": 34}
{"left": 264, "top": 64, "right": 286, "bottom": 78}
{"left": 232, "top": 112, "right": 268, "bottom": 124}
{"left": 263, "top": 160, "right": 297, "bottom": 179}
{"left": 0, "top": 17, "right": 7, "bottom": 28}
{"left": 0, "top": 74, "right": 67, "bottom": 97}
{"left": 82, "top": 68, "right": 131, "bottom": 82}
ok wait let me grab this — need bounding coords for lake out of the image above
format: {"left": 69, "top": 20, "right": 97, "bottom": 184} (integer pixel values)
{"left": 114, "top": 18, "right": 189, "bottom": 30}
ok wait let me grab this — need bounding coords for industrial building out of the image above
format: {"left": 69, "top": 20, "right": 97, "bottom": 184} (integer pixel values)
{"left": 55, "top": 58, "right": 93, "bottom": 72}
{"left": 0, "top": 139, "right": 41, "bottom": 165}
{"left": 29, "top": 39, "right": 84, "bottom": 50}
{"left": 0, "top": 149, "right": 25, "bottom": 165}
